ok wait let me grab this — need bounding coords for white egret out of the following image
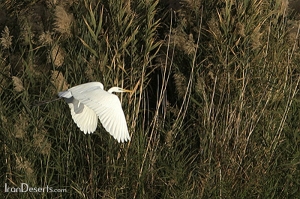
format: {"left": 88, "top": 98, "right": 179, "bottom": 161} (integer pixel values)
{"left": 58, "top": 82, "right": 131, "bottom": 143}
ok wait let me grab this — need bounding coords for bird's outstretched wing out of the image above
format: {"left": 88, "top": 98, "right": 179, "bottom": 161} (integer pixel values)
{"left": 60, "top": 82, "right": 130, "bottom": 143}
{"left": 59, "top": 86, "right": 98, "bottom": 134}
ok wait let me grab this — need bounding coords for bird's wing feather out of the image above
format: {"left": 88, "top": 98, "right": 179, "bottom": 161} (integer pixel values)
{"left": 68, "top": 99, "right": 98, "bottom": 134}
{"left": 68, "top": 82, "right": 104, "bottom": 95}
{"left": 70, "top": 87, "right": 130, "bottom": 143}
{"left": 59, "top": 90, "right": 98, "bottom": 134}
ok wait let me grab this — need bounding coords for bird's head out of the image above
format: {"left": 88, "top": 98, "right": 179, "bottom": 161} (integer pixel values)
{"left": 108, "top": 87, "right": 132, "bottom": 94}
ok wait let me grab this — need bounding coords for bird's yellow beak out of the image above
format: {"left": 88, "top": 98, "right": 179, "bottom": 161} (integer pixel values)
{"left": 122, "top": 89, "right": 132, "bottom": 93}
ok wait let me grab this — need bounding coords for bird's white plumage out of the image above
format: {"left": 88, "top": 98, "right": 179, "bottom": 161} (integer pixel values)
{"left": 58, "top": 82, "right": 130, "bottom": 143}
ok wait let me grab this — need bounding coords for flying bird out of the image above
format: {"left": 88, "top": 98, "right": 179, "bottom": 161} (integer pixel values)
{"left": 58, "top": 82, "right": 131, "bottom": 143}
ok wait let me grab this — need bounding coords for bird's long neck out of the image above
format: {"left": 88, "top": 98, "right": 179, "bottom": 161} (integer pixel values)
{"left": 107, "top": 87, "right": 120, "bottom": 94}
